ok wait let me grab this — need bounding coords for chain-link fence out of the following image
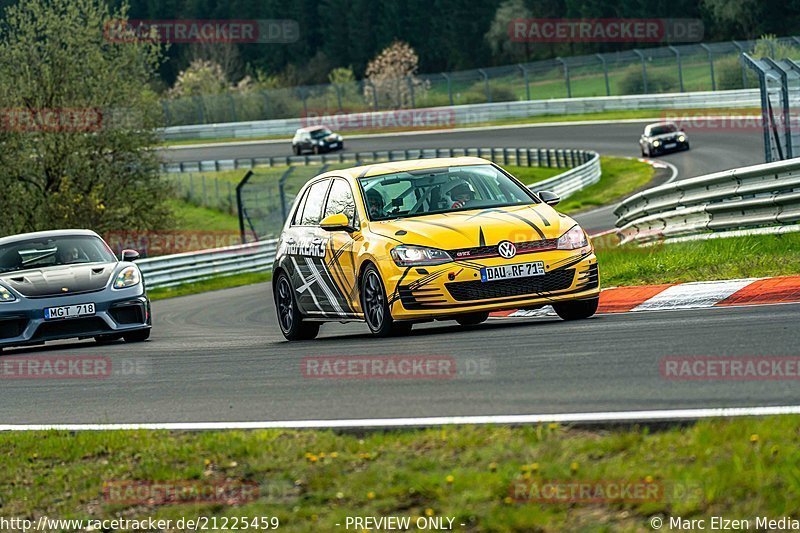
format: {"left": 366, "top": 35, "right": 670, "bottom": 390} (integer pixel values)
{"left": 743, "top": 55, "right": 800, "bottom": 162}
{"left": 165, "top": 172, "right": 238, "bottom": 214}
{"left": 161, "top": 37, "right": 800, "bottom": 127}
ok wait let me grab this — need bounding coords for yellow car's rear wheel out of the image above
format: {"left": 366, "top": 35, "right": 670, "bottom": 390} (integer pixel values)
{"left": 361, "top": 265, "right": 412, "bottom": 337}
{"left": 275, "top": 272, "right": 320, "bottom": 341}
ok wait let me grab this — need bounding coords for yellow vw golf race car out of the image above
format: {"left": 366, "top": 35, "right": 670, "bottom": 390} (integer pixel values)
{"left": 272, "top": 157, "right": 599, "bottom": 340}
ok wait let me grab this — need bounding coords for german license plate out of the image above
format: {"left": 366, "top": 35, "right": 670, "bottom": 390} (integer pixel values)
{"left": 664, "top": 143, "right": 677, "bottom": 149}
{"left": 480, "top": 262, "right": 545, "bottom": 282}
{"left": 44, "top": 303, "right": 96, "bottom": 320}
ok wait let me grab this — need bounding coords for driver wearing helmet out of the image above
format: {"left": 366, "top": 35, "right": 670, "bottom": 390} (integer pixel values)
{"left": 58, "top": 245, "right": 81, "bottom": 265}
{"left": 448, "top": 180, "right": 476, "bottom": 209}
{"left": 365, "top": 188, "right": 386, "bottom": 218}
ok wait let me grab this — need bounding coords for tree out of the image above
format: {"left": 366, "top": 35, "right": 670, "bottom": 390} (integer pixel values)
{"left": 0, "top": 0, "right": 173, "bottom": 236}
{"left": 168, "top": 59, "right": 230, "bottom": 98}
{"left": 485, "top": 0, "right": 532, "bottom": 63}
{"left": 363, "top": 40, "right": 425, "bottom": 109}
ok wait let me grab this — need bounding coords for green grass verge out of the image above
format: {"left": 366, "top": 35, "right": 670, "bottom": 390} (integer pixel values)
{"left": 597, "top": 233, "right": 800, "bottom": 287}
{"left": 4, "top": 416, "right": 798, "bottom": 530}
{"left": 161, "top": 107, "right": 761, "bottom": 147}
{"left": 148, "top": 271, "right": 271, "bottom": 301}
{"left": 513, "top": 156, "right": 655, "bottom": 214}
{"left": 168, "top": 199, "right": 240, "bottom": 232}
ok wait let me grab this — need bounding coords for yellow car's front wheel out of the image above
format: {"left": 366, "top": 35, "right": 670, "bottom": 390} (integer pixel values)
{"left": 361, "top": 264, "right": 412, "bottom": 337}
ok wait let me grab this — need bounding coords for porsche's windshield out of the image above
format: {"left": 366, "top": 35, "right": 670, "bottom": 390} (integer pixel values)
{"left": 0, "top": 235, "right": 116, "bottom": 274}
{"left": 358, "top": 164, "right": 537, "bottom": 221}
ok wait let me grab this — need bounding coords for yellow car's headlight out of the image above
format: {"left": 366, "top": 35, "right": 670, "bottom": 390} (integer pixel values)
{"left": 556, "top": 225, "right": 589, "bottom": 250}
{"left": 113, "top": 266, "right": 141, "bottom": 289}
{"left": 390, "top": 245, "right": 453, "bottom": 266}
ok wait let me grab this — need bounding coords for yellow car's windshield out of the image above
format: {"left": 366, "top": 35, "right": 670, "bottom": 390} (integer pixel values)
{"left": 358, "top": 164, "right": 537, "bottom": 221}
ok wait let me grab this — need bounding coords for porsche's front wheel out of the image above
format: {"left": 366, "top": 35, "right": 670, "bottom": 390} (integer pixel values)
{"left": 275, "top": 272, "right": 320, "bottom": 341}
{"left": 553, "top": 298, "right": 599, "bottom": 321}
{"left": 361, "top": 265, "right": 410, "bottom": 337}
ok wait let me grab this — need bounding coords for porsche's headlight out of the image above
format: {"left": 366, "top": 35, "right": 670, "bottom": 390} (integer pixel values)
{"left": 113, "top": 266, "right": 141, "bottom": 289}
{"left": 390, "top": 245, "right": 453, "bottom": 266}
{"left": 0, "top": 284, "right": 16, "bottom": 302}
{"left": 678, "top": 135, "right": 686, "bottom": 142}
{"left": 556, "top": 225, "right": 589, "bottom": 250}
{"left": 653, "top": 140, "right": 661, "bottom": 147}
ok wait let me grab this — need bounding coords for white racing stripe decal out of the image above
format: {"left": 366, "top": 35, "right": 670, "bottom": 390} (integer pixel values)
{"left": 304, "top": 257, "right": 345, "bottom": 316}
{"left": 290, "top": 256, "right": 327, "bottom": 315}
{"left": 631, "top": 278, "right": 760, "bottom": 312}
{"left": 4, "top": 405, "right": 800, "bottom": 431}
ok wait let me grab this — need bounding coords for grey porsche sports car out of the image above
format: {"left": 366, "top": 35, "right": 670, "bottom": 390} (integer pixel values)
{"left": 0, "top": 229, "right": 151, "bottom": 351}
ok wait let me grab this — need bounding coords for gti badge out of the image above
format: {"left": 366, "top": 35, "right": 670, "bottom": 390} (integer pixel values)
{"left": 497, "top": 241, "right": 516, "bottom": 259}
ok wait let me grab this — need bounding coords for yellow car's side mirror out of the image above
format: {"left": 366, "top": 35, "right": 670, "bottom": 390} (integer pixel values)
{"left": 320, "top": 213, "right": 353, "bottom": 232}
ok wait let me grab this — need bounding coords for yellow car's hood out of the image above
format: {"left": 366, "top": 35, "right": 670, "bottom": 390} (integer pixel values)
{"left": 368, "top": 204, "right": 577, "bottom": 249}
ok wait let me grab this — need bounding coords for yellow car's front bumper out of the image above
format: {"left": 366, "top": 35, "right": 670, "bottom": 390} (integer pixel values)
{"left": 383, "top": 250, "right": 599, "bottom": 320}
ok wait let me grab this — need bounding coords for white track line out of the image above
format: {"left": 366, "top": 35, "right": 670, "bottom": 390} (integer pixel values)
{"left": 4, "top": 405, "right": 800, "bottom": 431}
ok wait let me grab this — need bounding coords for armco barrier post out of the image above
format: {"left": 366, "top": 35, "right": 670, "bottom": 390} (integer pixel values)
{"left": 557, "top": 58, "right": 571, "bottom": 98}
{"left": 633, "top": 49, "right": 648, "bottom": 94}
{"left": 279, "top": 167, "right": 295, "bottom": 222}
{"left": 236, "top": 170, "right": 253, "bottom": 244}
{"left": 596, "top": 53, "right": 610, "bottom": 96}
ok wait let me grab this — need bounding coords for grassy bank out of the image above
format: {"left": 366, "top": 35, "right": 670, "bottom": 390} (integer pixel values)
{"left": 3, "top": 415, "right": 798, "bottom": 531}
{"left": 597, "top": 232, "right": 800, "bottom": 287}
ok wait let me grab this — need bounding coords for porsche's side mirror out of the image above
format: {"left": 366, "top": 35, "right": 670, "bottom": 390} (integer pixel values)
{"left": 538, "top": 190, "right": 561, "bottom": 206}
{"left": 121, "top": 249, "right": 140, "bottom": 262}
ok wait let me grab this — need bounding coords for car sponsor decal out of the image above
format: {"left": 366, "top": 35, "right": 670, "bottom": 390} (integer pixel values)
{"left": 284, "top": 237, "right": 328, "bottom": 258}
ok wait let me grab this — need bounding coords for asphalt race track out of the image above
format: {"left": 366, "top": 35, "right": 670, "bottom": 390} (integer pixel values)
{"left": 2, "top": 284, "right": 799, "bottom": 425}
{"left": 2, "top": 118, "right": 794, "bottom": 426}
{"left": 161, "top": 119, "right": 764, "bottom": 185}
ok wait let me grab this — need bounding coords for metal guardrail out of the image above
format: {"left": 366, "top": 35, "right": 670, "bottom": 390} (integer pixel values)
{"left": 532, "top": 151, "right": 601, "bottom": 199}
{"left": 161, "top": 89, "right": 760, "bottom": 142}
{"left": 137, "top": 239, "right": 277, "bottom": 289}
{"left": 146, "top": 148, "right": 600, "bottom": 287}
{"left": 162, "top": 146, "right": 595, "bottom": 173}
{"left": 614, "top": 157, "right": 800, "bottom": 244}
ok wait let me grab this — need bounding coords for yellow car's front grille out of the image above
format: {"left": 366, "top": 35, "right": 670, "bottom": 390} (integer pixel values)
{"left": 444, "top": 268, "right": 576, "bottom": 302}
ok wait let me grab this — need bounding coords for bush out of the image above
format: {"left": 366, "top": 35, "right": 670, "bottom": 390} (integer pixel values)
{"left": 489, "top": 85, "right": 517, "bottom": 102}
{"left": 715, "top": 55, "right": 750, "bottom": 90}
{"left": 618, "top": 64, "right": 676, "bottom": 95}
